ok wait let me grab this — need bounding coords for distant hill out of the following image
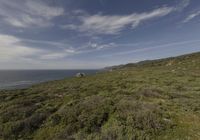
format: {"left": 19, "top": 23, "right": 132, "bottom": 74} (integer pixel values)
{"left": 104, "top": 52, "right": 200, "bottom": 70}
{"left": 0, "top": 52, "right": 200, "bottom": 140}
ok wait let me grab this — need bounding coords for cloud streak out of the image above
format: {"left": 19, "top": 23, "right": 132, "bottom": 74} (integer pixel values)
{"left": 62, "top": 7, "right": 174, "bottom": 35}
{"left": 0, "top": 34, "right": 41, "bottom": 60}
{"left": 0, "top": 0, "right": 64, "bottom": 28}
{"left": 0, "top": 33, "right": 116, "bottom": 62}
{"left": 175, "top": 0, "right": 190, "bottom": 11}
{"left": 183, "top": 10, "right": 200, "bottom": 23}
{"left": 101, "top": 39, "right": 200, "bottom": 57}
{"left": 0, "top": 34, "right": 77, "bottom": 61}
{"left": 62, "top": 0, "right": 190, "bottom": 35}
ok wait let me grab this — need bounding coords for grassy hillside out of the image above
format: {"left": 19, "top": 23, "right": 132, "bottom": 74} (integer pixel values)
{"left": 0, "top": 52, "right": 200, "bottom": 140}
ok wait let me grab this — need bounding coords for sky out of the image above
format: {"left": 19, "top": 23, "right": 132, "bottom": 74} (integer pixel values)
{"left": 0, "top": 0, "right": 200, "bottom": 69}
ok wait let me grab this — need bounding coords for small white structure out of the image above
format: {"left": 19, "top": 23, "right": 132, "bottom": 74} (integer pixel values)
{"left": 76, "top": 73, "right": 86, "bottom": 77}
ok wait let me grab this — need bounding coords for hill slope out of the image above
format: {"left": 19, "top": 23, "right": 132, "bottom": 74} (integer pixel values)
{"left": 0, "top": 52, "right": 200, "bottom": 140}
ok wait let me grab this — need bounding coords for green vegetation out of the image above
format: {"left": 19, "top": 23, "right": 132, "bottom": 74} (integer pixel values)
{"left": 0, "top": 52, "right": 200, "bottom": 140}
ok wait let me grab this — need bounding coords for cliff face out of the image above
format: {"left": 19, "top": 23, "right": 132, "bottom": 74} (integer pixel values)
{"left": 0, "top": 52, "right": 200, "bottom": 140}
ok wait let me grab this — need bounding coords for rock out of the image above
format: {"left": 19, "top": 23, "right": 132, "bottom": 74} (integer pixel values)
{"left": 76, "top": 73, "right": 86, "bottom": 77}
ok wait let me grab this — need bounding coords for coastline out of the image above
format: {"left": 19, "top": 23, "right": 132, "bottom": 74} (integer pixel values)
{"left": 0, "top": 69, "right": 99, "bottom": 90}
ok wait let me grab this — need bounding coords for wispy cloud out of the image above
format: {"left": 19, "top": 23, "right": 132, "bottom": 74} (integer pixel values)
{"left": 175, "top": 0, "right": 190, "bottom": 11}
{"left": 0, "top": 34, "right": 77, "bottom": 61}
{"left": 0, "top": 0, "right": 64, "bottom": 28}
{"left": 62, "top": 7, "right": 174, "bottom": 35}
{"left": 40, "top": 52, "right": 71, "bottom": 60}
{"left": 0, "top": 34, "right": 41, "bottom": 60}
{"left": 0, "top": 33, "right": 116, "bottom": 62}
{"left": 87, "top": 42, "right": 116, "bottom": 50}
{"left": 62, "top": 0, "right": 190, "bottom": 35}
{"left": 101, "top": 39, "right": 200, "bottom": 57}
{"left": 183, "top": 10, "right": 200, "bottom": 23}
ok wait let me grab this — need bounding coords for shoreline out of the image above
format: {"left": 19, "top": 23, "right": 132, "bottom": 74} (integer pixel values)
{"left": 0, "top": 69, "right": 99, "bottom": 91}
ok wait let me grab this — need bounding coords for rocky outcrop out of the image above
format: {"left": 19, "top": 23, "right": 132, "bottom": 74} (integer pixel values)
{"left": 76, "top": 73, "right": 86, "bottom": 77}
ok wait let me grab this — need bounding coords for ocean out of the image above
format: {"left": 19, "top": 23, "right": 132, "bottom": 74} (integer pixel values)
{"left": 0, "top": 70, "right": 98, "bottom": 90}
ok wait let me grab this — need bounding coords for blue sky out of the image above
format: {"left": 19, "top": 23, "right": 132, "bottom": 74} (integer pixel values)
{"left": 0, "top": 0, "right": 200, "bottom": 69}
